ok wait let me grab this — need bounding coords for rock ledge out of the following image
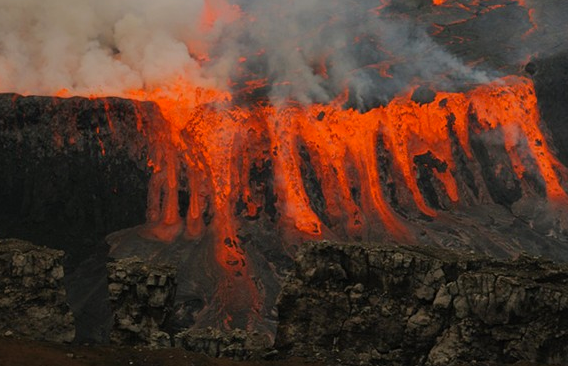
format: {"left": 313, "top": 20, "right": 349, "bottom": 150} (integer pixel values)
{"left": 275, "top": 241, "right": 568, "bottom": 366}
{"left": 0, "top": 238, "right": 75, "bottom": 343}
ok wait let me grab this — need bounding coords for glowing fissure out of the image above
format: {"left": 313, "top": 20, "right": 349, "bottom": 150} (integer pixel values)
{"left": 431, "top": 0, "right": 538, "bottom": 39}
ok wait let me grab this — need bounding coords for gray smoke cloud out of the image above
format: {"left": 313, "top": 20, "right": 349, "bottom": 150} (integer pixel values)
{"left": 0, "top": 0, "right": 566, "bottom": 106}
{"left": 0, "top": 0, "right": 213, "bottom": 95}
{"left": 206, "top": 0, "right": 495, "bottom": 107}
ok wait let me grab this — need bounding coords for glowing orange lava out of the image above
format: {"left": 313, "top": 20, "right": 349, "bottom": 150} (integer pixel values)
{"left": 120, "top": 73, "right": 568, "bottom": 328}
{"left": 142, "top": 75, "right": 566, "bottom": 241}
{"left": 94, "top": 0, "right": 560, "bottom": 330}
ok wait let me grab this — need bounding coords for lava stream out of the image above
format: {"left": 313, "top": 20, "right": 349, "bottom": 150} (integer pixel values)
{"left": 127, "top": 75, "right": 566, "bottom": 329}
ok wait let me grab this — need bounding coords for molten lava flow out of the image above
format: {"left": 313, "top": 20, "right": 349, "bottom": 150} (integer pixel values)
{"left": 101, "top": 1, "right": 564, "bottom": 330}
{"left": 123, "top": 74, "right": 568, "bottom": 329}
{"left": 469, "top": 77, "right": 568, "bottom": 201}
{"left": 1, "top": 0, "right": 565, "bottom": 333}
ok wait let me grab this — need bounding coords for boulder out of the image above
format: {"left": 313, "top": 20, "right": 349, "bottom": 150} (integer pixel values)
{"left": 175, "top": 327, "right": 272, "bottom": 361}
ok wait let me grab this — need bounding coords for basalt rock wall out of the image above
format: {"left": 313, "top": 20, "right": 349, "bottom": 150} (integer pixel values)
{"left": 275, "top": 241, "right": 568, "bottom": 366}
{"left": 0, "top": 94, "right": 155, "bottom": 266}
{"left": 0, "top": 239, "right": 75, "bottom": 343}
{"left": 531, "top": 52, "right": 568, "bottom": 167}
{"left": 0, "top": 94, "right": 161, "bottom": 342}
{"left": 107, "top": 257, "right": 177, "bottom": 348}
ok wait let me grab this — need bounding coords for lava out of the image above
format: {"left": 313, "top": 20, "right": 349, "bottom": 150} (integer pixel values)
{"left": 2, "top": 0, "right": 563, "bottom": 331}
{"left": 138, "top": 75, "right": 567, "bottom": 242}
{"left": 118, "top": 73, "right": 567, "bottom": 328}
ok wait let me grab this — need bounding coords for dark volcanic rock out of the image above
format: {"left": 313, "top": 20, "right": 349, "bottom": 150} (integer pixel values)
{"left": 275, "top": 241, "right": 568, "bottom": 366}
{"left": 107, "top": 257, "right": 177, "bottom": 348}
{"left": 0, "top": 238, "right": 75, "bottom": 343}
{"left": 531, "top": 52, "right": 568, "bottom": 167}
{"left": 0, "top": 94, "right": 154, "bottom": 265}
{"left": 0, "top": 94, "right": 159, "bottom": 342}
{"left": 175, "top": 327, "right": 272, "bottom": 361}
{"left": 107, "top": 224, "right": 288, "bottom": 337}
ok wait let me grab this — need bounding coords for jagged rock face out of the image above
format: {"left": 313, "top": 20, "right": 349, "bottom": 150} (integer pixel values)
{"left": 0, "top": 239, "right": 75, "bottom": 343}
{"left": 531, "top": 52, "right": 568, "bottom": 167}
{"left": 107, "top": 258, "right": 177, "bottom": 348}
{"left": 275, "top": 241, "right": 568, "bottom": 366}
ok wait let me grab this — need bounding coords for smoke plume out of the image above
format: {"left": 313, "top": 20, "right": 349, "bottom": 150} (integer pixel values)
{"left": 0, "top": 0, "right": 566, "bottom": 106}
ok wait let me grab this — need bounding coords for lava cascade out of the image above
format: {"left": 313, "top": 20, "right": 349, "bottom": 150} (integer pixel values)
{"left": 1, "top": 0, "right": 562, "bottom": 330}
{"left": 120, "top": 74, "right": 568, "bottom": 328}
{"left": 138, "top": 76, "right": 568, "bottom": 244}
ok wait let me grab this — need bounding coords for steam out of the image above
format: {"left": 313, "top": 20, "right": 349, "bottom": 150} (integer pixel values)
{"left": 0, "top": 0, "right": 211, "bottom": 95}
{"left": 207, "top": 0, "right": 494, "bottom": 107}
{"left": 0, "top": 0, "right": 566, "bottom": 106}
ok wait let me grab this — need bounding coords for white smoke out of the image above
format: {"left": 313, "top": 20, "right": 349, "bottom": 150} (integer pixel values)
{"left": 0, "top": 0, "right": 212, "bottom": 96}
{"left": 203, "top": 0, "right": 496, "bottom": 107}
{"left": 0, "top": 0, "right": 565, "bottom": 105}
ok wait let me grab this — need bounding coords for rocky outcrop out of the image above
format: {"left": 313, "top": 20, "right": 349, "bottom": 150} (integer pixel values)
{"left": 0, "top": 238, "right": 75, "bottom": 342}
{"left": 0, "top": 94, "right": 156, "bottom": 342}
{"left": 107, "top": 257, "right": 176, "bottom": 348}
{"left": 174, "top": 327, "right": 273, "bottom": 361}
{"left": 275, "top": 241, "right": 568, "bottom": 366}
